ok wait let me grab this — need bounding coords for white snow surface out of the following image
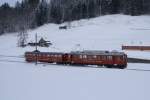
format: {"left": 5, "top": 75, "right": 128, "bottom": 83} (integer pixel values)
{"left": 0, "top": 14, "right": 150, "bottom": 100}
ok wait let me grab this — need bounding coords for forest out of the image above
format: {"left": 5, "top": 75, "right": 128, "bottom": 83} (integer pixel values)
{"left": 0, "top": 0, "right": 150, "bottom": 35}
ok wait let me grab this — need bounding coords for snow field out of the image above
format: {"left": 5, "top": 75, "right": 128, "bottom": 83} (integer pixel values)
{"left": 0, "top": 14, "right": 150, "bottom": 100}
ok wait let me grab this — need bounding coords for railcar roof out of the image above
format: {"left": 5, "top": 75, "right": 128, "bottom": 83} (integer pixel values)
{"left": 25, "top": 51, "right": 64, "bottom": 55}
{"left": 70, "top": 50, "right": 125, "bottom": 56}
{"left": 25, "top": 50, "right": 126, "bottom": 56}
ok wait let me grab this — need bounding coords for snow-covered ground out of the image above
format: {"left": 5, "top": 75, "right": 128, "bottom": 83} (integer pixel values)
{"left": 0, "top": 14, "right": 150, "bottom": 100}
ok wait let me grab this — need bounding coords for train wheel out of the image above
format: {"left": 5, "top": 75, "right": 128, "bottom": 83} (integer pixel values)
{"left": 97, "top": 64, "right": 103, "bottom": 67}
{"left": 106, "top": 65, "right": 113, "bottom": 68}
{"left": 118, "top": 65, "right": 126, "bottom": 69}
{"left": 56, "top": 62, "right": 62, "bottom": 64}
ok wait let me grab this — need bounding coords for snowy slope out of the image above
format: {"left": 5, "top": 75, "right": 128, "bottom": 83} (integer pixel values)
{"left": 1, "top": 62, "right": 150, "bottom": 100}
{"left": 0, "top": 14, "right": 150, "bottom": 100}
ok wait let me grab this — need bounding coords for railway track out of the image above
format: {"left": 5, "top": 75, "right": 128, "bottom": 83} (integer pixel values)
{"left": 127, "top": 57, "right": 150, "bottom": 63}
{"left": 0, "top": 54, "right": 150, "bottom": 64}
{"left": 0, "top": 54, "right": 150, "bottom": 72}
{"left": 36, "top": 62, "right": 150, "bottom": 72}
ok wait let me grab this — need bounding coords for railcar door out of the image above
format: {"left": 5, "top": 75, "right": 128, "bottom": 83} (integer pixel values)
{"left": 107, "top": 55, "right": 113, "bottom": 65}
{"left": 113, "top": 55, "right": 124, "bottom": 65}
{"left": 123, "top": 54, "right": 127, "bottom": 66}
{"left": 113, "top": 56, "right": 119, "bottom": 66}
{"left": 62, "top": 54, "right": 69, "bottom": 63}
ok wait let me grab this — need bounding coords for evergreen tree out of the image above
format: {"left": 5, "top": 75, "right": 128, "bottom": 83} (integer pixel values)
{"left": 0, "top": 0, "right": 150, "bottom": 35}
{"left": 35, "top": 0, "right": 48, "bottom": 26}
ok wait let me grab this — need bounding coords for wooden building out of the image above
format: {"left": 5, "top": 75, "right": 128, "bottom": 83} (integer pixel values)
{"left": 122, "top": 45, "right": 150, "bottom": 51}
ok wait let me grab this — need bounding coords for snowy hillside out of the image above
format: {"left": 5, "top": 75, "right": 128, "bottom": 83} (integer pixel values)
{"left": 1, "top": 14, "right": 150, "bottom": 100}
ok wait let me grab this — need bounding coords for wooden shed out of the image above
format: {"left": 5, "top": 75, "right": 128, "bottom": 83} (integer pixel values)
{"left": 122, "top": 45, "right": 150, "bottom": 51}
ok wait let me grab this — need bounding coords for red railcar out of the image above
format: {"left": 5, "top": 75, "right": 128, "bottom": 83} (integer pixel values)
{"left": 25, "top": 50, "right": 127, "bottom": 69}
{"left": 68, "top": 51, "right": 127, "bottom": 68}
{"left": 25, "top": 51, "right": 64, "bottom": 63}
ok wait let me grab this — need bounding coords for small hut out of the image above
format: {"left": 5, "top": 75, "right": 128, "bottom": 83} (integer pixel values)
{"left": 28, "top": 38, "right": 52, "bottom": 47}
{"left": 38, "top": 38, "right": 52, "bottom": 47}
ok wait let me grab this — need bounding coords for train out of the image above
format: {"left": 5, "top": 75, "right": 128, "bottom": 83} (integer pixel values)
{"left": 25, "top": 50, "right": 127, "bottom": 69}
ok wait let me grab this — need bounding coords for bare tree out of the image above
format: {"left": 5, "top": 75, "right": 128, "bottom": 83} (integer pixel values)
{"left": 17, "top": 27, "right": 28, "bottom": 47}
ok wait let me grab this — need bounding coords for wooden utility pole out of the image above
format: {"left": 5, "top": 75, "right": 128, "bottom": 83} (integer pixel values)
{"left": 35, "top": 33, "right": 38, "bottom": 65}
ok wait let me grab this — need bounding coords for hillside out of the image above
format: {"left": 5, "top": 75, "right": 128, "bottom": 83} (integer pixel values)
{"left": 0, "top": 14, "right": 150, "bottom": 100}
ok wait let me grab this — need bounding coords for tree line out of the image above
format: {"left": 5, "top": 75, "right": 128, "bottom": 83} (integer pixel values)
{"left": 0, "top": 0, "right": 150, "bottom": 35}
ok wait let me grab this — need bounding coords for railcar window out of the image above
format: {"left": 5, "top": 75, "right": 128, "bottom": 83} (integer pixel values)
{"left": 87, "top": 55, "right": 91, "bottom": 59}
{"left": 122, "top": 56, "right": 124, "bottom": 60}
{"left": 102, "top": 56, "right": 106, "bottom": 60}
{"left": 124, "top": 55, "right": 126, "bottom": 59}
{"left": 83, "top": 55, "right": 87, "bottom": 58}
{"left": 117, "top": 56, "right": 123, "bottom": 60}
{"left": 93, "top": 55, "right": 97, "bottom": 58}
{"left": 80, "top": 55, "right": 82, "bottom": 59}
{"left": 108, "top": 56, "right": 112, "bottom": 60}
{"left": 97, "top": 56, "right": 101, "bottom": 60}
{"left": 118, "top": 56, "right": 122, "bottom": 60}
{"left": 74, "top": 55, "right": 77, "bottom": 58}
{"left": 120, "top": 56, "right": 123, "bottom": 60}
